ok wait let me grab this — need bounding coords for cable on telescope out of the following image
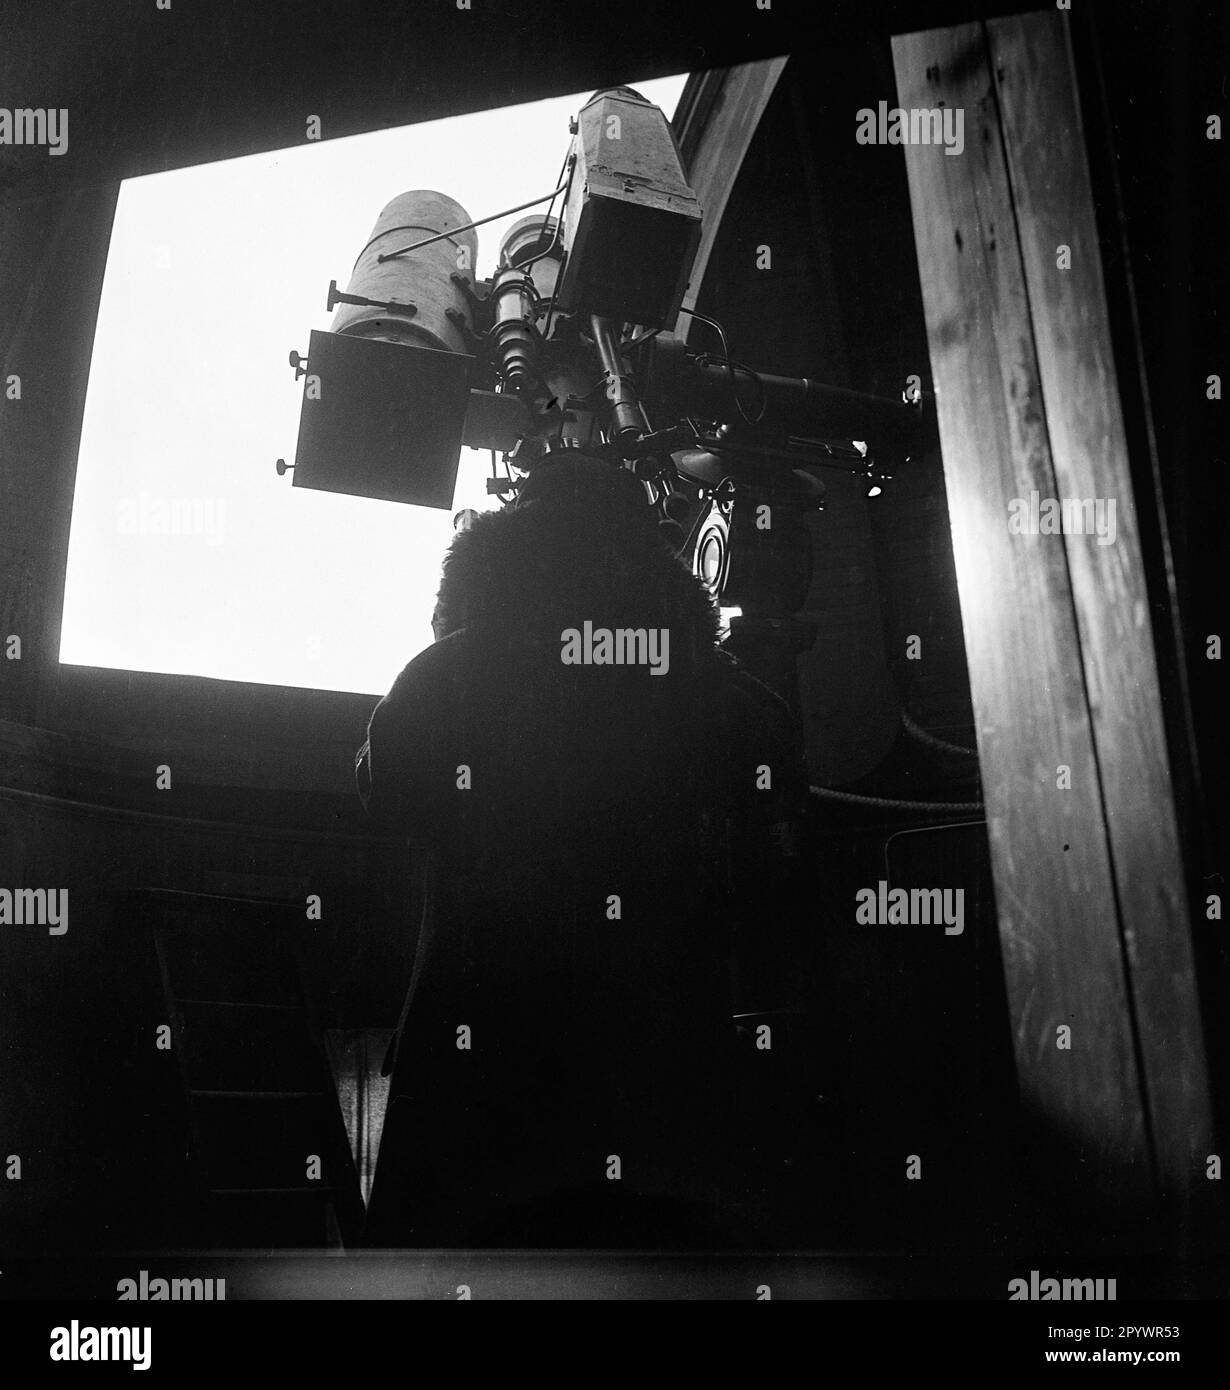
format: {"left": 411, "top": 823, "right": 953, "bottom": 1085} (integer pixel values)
{"left": 677, "top": 308, "right": 768, "bottom": 427}
{"left": 516, "top": 155, "right": 576, "bottom": 275}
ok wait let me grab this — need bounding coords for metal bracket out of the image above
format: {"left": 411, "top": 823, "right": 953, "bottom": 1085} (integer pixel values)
{"left": 325, "top": 278, "right": 418, "bottom": 317}
{"left": 444, "top": 307, "right": 484, "bottom": 354}
{"left": 449, "top": 272, "right": 489, "bottom": 310}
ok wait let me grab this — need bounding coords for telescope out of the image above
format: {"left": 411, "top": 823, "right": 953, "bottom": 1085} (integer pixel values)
{"left": 279, "top": 85, "right": 934, "bottom": 703}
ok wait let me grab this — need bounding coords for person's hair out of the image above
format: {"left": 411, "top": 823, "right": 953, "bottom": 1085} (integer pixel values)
{"left": 432, "top": 497, "right": 721, "bottom": 668}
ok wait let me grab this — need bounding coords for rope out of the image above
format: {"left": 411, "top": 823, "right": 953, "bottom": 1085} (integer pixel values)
{"left": 809, "top": 785, "right": 984, "bottom": 815}
{"left": 899, "top": 708, "right": 979, "bottom": 758}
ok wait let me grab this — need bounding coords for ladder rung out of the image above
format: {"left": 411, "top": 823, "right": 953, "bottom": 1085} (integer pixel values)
{"left": 189, "top": 1089, "right": 323, "bottom": 1100}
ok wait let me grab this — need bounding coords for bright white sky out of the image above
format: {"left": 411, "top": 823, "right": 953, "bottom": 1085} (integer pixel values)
{"left": 60, "top": 75, "right": 688, "bottom": 696}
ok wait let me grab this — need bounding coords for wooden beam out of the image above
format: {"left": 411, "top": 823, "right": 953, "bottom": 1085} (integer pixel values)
{"left": 892, "top": 11, "right": 1211, "bottom": 1212}
{"left": 985, "top": 11, "right": 1212, "bottom": 1208}
{"left": 673, "top": 57, "right": 789, "bottom": 342}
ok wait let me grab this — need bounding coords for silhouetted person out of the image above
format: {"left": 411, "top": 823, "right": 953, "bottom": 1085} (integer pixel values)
{"left": 357, "top": 460, "right": 800, "bottom": 1247}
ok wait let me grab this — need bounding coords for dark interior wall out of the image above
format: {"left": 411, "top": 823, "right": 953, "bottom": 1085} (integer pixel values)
{"left": 0, "top": 186, "right": 118, "bottom": 729}
{"left": 697, "top": 56, "right": 978, "bottom": 785}
{"left": 681, "top": 51, "right": 1021, "bottom": 1250}
{"left": 0, "top": 788, "right": 418, "bottom": 1253}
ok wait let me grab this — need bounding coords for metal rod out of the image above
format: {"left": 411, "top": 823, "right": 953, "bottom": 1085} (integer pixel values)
{"left": 590, "top": 314, "right": 643, "bottom": 444}
{"left": 667, "top": 355, "right": 927, "bottom": 451}
{"left": 377, "top": 182, "right": 569, "bottom": 263}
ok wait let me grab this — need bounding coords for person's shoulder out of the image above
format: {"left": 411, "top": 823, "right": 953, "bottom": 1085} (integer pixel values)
{"left": 380, "top": 627, "right": 564, "bottom": 715}
{"left": 382, "top": 629, "right": 474, "bottom": 698}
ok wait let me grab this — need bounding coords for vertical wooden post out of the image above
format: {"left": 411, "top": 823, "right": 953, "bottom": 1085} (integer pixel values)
{"left": 892, "top": 12, "right": 1211, "bottom": 1214}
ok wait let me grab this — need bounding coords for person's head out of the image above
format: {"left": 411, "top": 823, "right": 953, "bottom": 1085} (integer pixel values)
{"left": 431, "top": 460, "right": 720, "bottom": 667}
{"left": 512, "top": 457, "right": 654, "bottom": 523}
